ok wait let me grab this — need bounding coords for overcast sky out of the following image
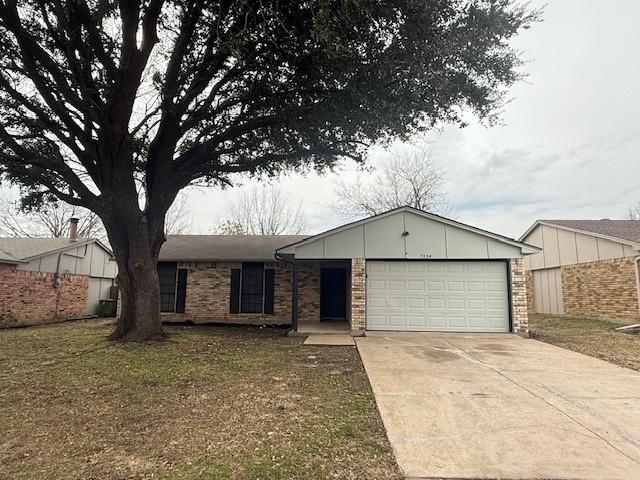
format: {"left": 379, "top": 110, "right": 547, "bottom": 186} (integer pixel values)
{"left": 184, "top": 0, "right": 640, "bottom": 239}
{"left": 5, "top": 1, "right": 637, "bottom": 240}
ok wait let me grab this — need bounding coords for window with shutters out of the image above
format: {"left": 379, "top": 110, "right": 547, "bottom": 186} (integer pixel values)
{"left": 230, "top": 263, "right": 275, "bottom": 314}
{"left": 157, "top": 262, "right": 188, "bottom": 313}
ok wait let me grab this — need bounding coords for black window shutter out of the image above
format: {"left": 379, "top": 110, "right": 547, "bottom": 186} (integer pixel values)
{"left": 175, "top": 269, "right": 187, "bottom": 313}
{"left": 230, "top": 269, "right": 241, "bottom": 313}
{"left": 264, "top": 269, "right": 275, "bottom": 315}
{"left": 158, "top": 262, "right": 177, "bottom": 312}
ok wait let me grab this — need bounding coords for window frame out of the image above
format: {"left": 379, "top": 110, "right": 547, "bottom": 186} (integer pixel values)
{"left": 230, "top": 262, "right": 275, "bottom": 315}
{"left": 158, "top": 262, "right": 188, "bottom": 313}
{"left": 239, "top": 262, "right": 265, "bottom": 314}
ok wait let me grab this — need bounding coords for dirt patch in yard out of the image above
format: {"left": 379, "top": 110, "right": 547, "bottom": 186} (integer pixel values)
{"left": 530, "top": 313, "right": 640, "bottom": 371}
{"left": 0, "top": 321, "right": 401, "bottom": 480}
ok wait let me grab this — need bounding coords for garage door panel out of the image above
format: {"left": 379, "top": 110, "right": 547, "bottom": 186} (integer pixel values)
{"left": 408, "top": 316, "right": 427, "bottom": 327}
{"left": 446, "top": 263, "right": 464, "bottom": 273}
{"left": 468, "top": 316, "right": 486, "bottom": 328}
{"left": 428, "top": 316, "right": 446, "bottom": 328}
{"left": 388, "top": 297, "right": 406, "bottom": 308}
{"left": 366, "top": 260, "right": 509, "bottom": 332}
{"left": 447, "top": 299, "right": 465, "bottom": 310}
{"left": 429, "top": 298, "right": 445, "bottom": 309}
{"left": 447, "top": 316, "right": 466, "bottom": 328}
{"left": 468, "top": 299, "right": 485, "bottom": 310}
{"left": 467, "top": 281, "right": 485, "bottom": 292}
{"left": 388, "top": 315, "right": 406, "bottom": 327}
{"left": 427, "top": 262, "right": 445, "bottom": 273}
{"left": 408, "top": 297, "right": 426, "bottom": 309}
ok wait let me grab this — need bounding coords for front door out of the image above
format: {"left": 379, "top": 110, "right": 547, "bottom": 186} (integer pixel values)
{"left": 320, "top": 267, "right": 347, "bottom": 321}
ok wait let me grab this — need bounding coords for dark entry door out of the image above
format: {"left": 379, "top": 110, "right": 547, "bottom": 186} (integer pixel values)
{"left": 320, "top": 268, "right": 347, "bottom": 321}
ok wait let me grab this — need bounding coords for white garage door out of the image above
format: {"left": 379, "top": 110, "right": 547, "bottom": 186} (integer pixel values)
{"left": 366, "top": 260, "right": 510, "bottom": 332}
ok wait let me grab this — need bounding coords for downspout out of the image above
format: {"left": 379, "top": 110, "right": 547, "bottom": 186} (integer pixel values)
{"left": 275, "top": 252, "right": 298, "bottom": 332}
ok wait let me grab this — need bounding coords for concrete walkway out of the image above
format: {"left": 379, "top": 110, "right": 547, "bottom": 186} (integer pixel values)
{"left": 356, "top": 332, "right": 640, "bottom": 479}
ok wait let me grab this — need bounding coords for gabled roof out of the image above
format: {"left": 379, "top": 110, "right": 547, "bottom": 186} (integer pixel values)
{"left": 520, "top": 220, "right": 640, "bottom": 248}
{"left": 276, "top": 206, "right": 540, "bottom": 255}
{"left": 159, "top": 235, "right": 308, "bottom": 262}
{"left": 0, "top": 237, "right": 113, "bottom": 263}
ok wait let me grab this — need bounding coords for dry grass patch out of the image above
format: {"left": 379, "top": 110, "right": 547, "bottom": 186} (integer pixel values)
{"left": 0, "top": 321, "right": 401, "bottom": 480}
{"left": 529, "top": 313, "right": 640, "bottom": 371}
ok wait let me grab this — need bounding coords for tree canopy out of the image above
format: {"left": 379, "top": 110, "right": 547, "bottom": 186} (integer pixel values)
{"left": 0, "top": 0, "right": 539, "bottom": 340}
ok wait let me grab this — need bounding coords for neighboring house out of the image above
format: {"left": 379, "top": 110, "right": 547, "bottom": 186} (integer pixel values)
{"left": 158, "top": 206, "right": 539, "bottom": 336}
{"left": 0, "top": 219, "right": 117, "bottom": 328}
{"left": 520, "top": 220, "right": 640, "bottom": 322}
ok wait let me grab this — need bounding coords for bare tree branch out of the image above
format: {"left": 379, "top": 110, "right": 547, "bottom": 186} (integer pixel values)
{"left": 215, "top": 185, "right": 309, "bottom": 235}
{"left": 0, "top": 194, "right": 107, "bottom": 241}
{"left": 626, "top": 202, "right": 640, "bottom": 220}
{"left": 334, "top": 146, "right": 454, "bottom": 219}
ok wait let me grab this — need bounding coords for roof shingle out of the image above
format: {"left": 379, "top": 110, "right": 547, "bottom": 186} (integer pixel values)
{"left": 159, "top": 235, "right": 308, "bottom": 262}
{"left": 0, "top": 237, "right": 94, "bottom": 261}
{"left": 541, "top": 220, "right": 640, "bottom": 245}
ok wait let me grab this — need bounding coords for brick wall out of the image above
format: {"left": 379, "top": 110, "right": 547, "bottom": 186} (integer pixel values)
{"left": 161, "top": 261, "right": 320, "bottom": 325}
{"left": 350, "top": 258, "right": 366, "bottom": 334}
{"left": 561, "top": 257, "right": 639, "bottom": 321}
{"left": 510, "top": 258, "right": 529, "bottom": 336}
{"left": 525, "top": 271, "right": 535, "bottom": 312}
{"left": 296, "top": 262, "right": 321, "bottom": 322}
{"left": 0, "top": 264, "right": 89, "bottom": 328}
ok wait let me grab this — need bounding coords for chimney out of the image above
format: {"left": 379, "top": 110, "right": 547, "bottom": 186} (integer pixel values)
{"left": 69, "top": 217, "right": 79, "bottom": 241}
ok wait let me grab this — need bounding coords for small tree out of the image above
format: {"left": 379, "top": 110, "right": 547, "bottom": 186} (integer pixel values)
{"left": 0, "top": 195, "right": 106, "bottom": 240}
{"left": 626, "top": 203, "right": 640, "bottom": 220}
{"left": 216, "top": 186, "right": 309, "bottom": 235}
{"left": 0, "top": 1, "right": 539, "bottom": 340}
{"left": 335, "top": 147, "right": 450, "bottom": 218}
{"left": 0, "top": 192, "right": 191, "bottom": 240}
{"left": 164, "top": 193, "right": 192, "bottom": 235}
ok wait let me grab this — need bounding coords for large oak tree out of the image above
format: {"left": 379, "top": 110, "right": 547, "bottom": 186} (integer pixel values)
{"left": 0, "top": 0, "right": 538, "bottom": 340}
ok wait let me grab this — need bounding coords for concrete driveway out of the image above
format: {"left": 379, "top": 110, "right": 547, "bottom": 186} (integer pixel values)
{"left": 356, "top": 332, "right": 640, "bottom": 479}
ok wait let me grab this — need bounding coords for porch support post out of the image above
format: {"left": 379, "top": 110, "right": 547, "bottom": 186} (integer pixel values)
{"left": 291, "top": 261, "right": 299, "bottom": 330}
{"left": 350, "top": 258, "right": 366, "bottom": 336}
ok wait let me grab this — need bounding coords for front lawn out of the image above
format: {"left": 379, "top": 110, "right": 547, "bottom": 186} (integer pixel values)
{"left": 0, "top": 321, "right": 401, "bottom": 480}
{"left": 529, "top": 313, "right": 640, "bottom": 371}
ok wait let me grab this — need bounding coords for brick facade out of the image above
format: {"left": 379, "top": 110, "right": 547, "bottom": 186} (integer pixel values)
{"left": 350, "top": 258, "right": 366, "bottom": 334}
{"left": 161, "top": 261, "right": 321, "bottom": 325}
{"left": 525, "top": 270, "right": 535, "bottom": 313}
{"left": 561, "top": 257, "right": 639, "bottom": 321}
{"left": 510, "top": 258, "right": 529, "bottom": 336}
{"left": 160, "top": 258, "right": 530, "bottom": 335}
{"left": 296, "top": 262, "right": 321, "bottom": 322}
{"left": 0, "top": 264, "right": 89, "bottom": 328}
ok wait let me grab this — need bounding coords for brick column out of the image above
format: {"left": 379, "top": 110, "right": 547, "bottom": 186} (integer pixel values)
{"left": 350, "top": 258, "right": 366, "bottom": 336}
{"left": 510, "top": 258, "right": 529, "bottom": 337}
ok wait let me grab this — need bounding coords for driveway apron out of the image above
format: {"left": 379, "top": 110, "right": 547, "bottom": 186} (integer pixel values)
{"left": 356, "top": 332, "right": 640, "bottom": 479}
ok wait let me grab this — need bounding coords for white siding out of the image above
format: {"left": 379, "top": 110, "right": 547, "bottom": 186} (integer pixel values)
{"left": 404, "top": 214, "right": 447, "bottom": 258}
{"left": 17, "top": 241, "right": 117, "bottom": 279}
{"left": 364, "top": 213, "right": 406, "bottom": 258}
{"left": 291, "top": 210, "right": 524, "bottom": 260}
{"left": 87, "top": 277, "right": 115, "bottom": 314}
{"left": 532, "top": 268, "right": 564, "bottom": 315}
{"left": 523, "top": 224, "right": 637, "bottom": 271}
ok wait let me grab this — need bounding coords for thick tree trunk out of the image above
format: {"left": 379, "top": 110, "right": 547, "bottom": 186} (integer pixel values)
{"left": 109, "top": 252, "right": 163, "bottom": 341}
{"left": 104, "top": 212, "right": 166, "bottom": 342}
